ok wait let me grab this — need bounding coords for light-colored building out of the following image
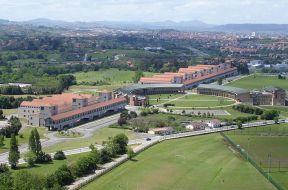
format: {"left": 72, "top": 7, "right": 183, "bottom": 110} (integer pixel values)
{"left": 186, "top": 122, "right": 208, "bottom": 131}
{"left": 148, "top": 127, "right": 174, "bottom": 135}
{"left": 139, "top": 63, "right": 238, "bottom": 89}
{"left": 196, "top": 84, "right": 287, "bottom": 106}
{"left": 18, "top": 92, "right": 127, "bottom": 130}
{"left": 206, "top": 119, "right": 221, "bottom": 128}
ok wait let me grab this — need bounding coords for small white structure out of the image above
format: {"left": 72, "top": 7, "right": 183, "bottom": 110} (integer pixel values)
{"left": 148, "top": 127, "right": 174, "bottom": 135}
{"left": 0, "top": 120, "right": 10, "bottom": 130}
{"left": 206, "top": 119, "right": 221, "bottom": 128}
{"left": 186, "top": 122, "right": 207, "bottom": 131}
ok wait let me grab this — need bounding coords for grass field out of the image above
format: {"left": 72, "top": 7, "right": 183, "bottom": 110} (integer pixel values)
{"left": 0, "top": 126, "right": 47, "bottom": 154}
{"left": 152, "top": 94, "right": 235, "bottom": 108}
{"left": 43, "top": 128, "right": 136, "bottom": 153}
{"left": 71, "top": 69, "right": 155, "bottom": 93}
{"left": 148, "top": 93, "right": 185, "bottom": 105}
{"left": 82, "top": 134, "right": 275, "bottom": 190}
{"left": 227, "top": 75, "right": 288, "bottom": 90}
{"left": 226, "top": 124, "right": 288, "bottom": 189}
{"left": 260, "top": 106, "right": 288, "bottom": 118}
{"left": 15, "top": 152, "right": 90, "bottom": 176}
{"left": 74, "top": 69, "right": 154, "bottom": 84}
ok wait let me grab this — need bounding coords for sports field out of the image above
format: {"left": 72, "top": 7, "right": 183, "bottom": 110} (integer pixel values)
{"left": 226, "top": 124, "right": 288, "bottom": 189}
{"left": 82, "top": 134, "right": 275, "bottom": 190}
{"left": 151, "top": 94, "right": 235, "bottom": 108}
{"left": 226, "top": 75, "right": 288, "bottom": 90}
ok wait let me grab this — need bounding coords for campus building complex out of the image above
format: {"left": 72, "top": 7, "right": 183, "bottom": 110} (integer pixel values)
{"left": 196, "top": 84, "right": 286, "bottom": 106}
{"left": 139, "top": 63, "right": 238, "bottom": 89}
{"left": 18, "top": 91, "right": 127, "bottom": 130}
{"left": 117, "top": 83, "right": 184, "bottom": 106}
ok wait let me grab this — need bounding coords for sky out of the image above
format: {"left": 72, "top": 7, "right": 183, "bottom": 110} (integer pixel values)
{"left": 0, "top": 0, "right": 288, "bottom": 24}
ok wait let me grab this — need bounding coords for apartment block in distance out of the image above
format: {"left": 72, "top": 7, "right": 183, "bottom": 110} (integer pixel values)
{"left": 18, "top": 91, "right": 127, "bottom": 130}
{"left": 139, "top": 63, "right": 238, "bottom": 89}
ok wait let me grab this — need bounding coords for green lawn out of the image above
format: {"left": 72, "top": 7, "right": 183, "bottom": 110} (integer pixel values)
{"left": 164, "top": 94, "right": 235, "bottom": 108}
{"left": 0, "top": 126, "right": 47, "bottom": 154}
{"left": 226, "top": 75, "right": 288, "bottom": 90}
{"left": 74, "top": 68, "right": 154, "bottom": 84}
{"left": 43, "top": 128, "right": 136, "bottom": 153}
{"left": 2, "top": 109, "right": 17, "bottom": 116}
{"left": 82, "top": 134, "right": 275, "bottom": 190}
{"left": 260, "top": 106, "right": 288, "bottom": 118}
{"left": 148, "top": 93, "right": 185, "bottom": 105}
{"left": 15, "top": 152, "right": 90, "bottom": 176}
{"left": 226, "top": 124, "right": 288, "bottom": 189}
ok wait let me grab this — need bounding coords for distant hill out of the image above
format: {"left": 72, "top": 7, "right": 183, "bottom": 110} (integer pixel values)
{"left": 212, "top": 24, "right": 288, "bottom": 33}
{"left": 0, "top": 19, "right": 11, "bottom": 25}
{"left": 23, "top": 19, "right": 213, "bottom": 31}
{"left": 1, "top": 18, "right": 288, "bottom": 33}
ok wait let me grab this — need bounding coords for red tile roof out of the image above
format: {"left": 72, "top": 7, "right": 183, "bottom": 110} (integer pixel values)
{"left": 20, "top": 93, "right": 94, "bottom": 107}
{"left": 51, "top": 97, "right": 127, "bottom": 122}
{"left": 183, "top": 67, "right": 237, "bottom": 85}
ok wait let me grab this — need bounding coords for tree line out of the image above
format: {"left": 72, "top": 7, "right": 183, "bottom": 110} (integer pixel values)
{"left": 1, "top": 129, "right": 131, "bottom": 190}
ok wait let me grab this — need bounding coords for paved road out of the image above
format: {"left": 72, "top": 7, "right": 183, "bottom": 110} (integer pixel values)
{"left": 0, "top": 113, "right": 121, "bottom": 164}
{"left": 1, "top": 113, "right": 286, "bottom": 165}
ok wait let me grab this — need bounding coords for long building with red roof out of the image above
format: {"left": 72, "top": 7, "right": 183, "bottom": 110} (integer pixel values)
{"left": 139, "top": 63, "right": 238, "bottom": 88}
{"left": 18, "top": 91, "right": 127, "bottom": 130}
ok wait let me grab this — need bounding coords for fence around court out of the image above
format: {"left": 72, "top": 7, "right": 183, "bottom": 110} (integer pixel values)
{"left": 220, "top": 132, "right": 285, "bottom": 190}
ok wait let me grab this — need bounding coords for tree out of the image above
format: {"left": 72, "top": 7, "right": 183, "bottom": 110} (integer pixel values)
{"left": 0, "top": 171, "right": 13, "bottom": 190}
{"left": 34, "top": 129, "right": 42, "bottom": 155}
{"left": 8, "top": 134, "right": 20, "bottom": 169}
{"left": 0, "top": 110, "right": 5, "bottom": 120}
{"left": 0, "top": 163, "right": 9, "bottom": 173}
{"left": 73, "top": 156, "right": 97, "bottom": 177}
{"left": 29, "top": 128, "right": 42, "bottom": 158}
{"left": 129, "top": 111, "right": 137, "bottom": 118}
{"left": 118, "top": 117, "right": 127, "bottom": 126}
{"left": 112, "top": 134, "right": 129, "bottom": 155}
{"left": 127, "top": 147, "right": 136, "bottom": 160}
{"left": 53, "top": 150, "right": 66, "bottom": 160}
{"left": 50, "top": 165, "right": 74, "bottom": 186}
{"left": 24, "top": 151, "right": 37, "bottom": 167}
{"left": 217, "top": 78, "right": 223, "bottom": 85}
{"left": 99, "top": 147, "right": 112, "bottom": 164}
{"left": 29, "top": 129, "right": 36, "bottom": 153}
{"left": 261, "top": 110, "right": 279, "bottom": 120}
{"left": 237, "top": 121, "right": 243, "bottom": 129}
{"left": 13, "top": 170, "right": 46, "bottom": 190}
{"left": 133, "top": 71, "right": 143, "bottom": 83}
{"left": 0, "top": 135, "right": 4, "bottom": 147}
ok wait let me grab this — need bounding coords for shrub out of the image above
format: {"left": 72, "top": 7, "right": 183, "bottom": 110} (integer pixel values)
{"left": 36, "top": 151, "right": 52, "bottom": 163}
{"left": 49, "top": 165, "right": 74, "bottom": 187}
{"left": 73, "top": 156, "right": 97, "bottom": 177}
{"left": 0, "top": 163, "right": 9, "bottom": 173}
{"left": 99, "top": 148, "right": 112, "bottom": 164}
{"left": 24, "top": 151, "right": 37, "bottom": 167}
{"left": 261, "top": 110, "right": 279, "bottom": 120}
{"left": 127, "top": 147, "right": 136, "bottom": 160}
{"left": 53, "top": 150, "right": 66, "bottom": 160}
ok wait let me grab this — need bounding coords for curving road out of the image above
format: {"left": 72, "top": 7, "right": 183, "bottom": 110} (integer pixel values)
{"left": 0, "top": 113, "right": 121, "bottom": 164}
